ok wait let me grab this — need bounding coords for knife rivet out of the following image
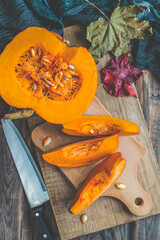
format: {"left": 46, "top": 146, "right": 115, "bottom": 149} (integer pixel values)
{"left": 35, "top": 213, "right": 40, "bottom": 217}
{"left": 43, "top": 234, "right": 47, "bottom": 238}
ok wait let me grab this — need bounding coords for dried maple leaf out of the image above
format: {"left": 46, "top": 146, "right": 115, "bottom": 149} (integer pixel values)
{"left": 101, "top": 53, "right": 143, "bottom": 97}
{"left": 86, "top": 4, "right": 153, "bottom": 63}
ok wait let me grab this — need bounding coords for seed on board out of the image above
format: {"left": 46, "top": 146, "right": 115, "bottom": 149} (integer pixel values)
{"left": 115, "top": 182, "right": 126, "bottom": 190}
{"left": 43, "top": 137, "right": 52, "bottom": 147}
{"left": 89, "top": 129, "right": 94, "bottom": 134}
{"left": 81, "top": 213, "right": 88, "bottom": 224}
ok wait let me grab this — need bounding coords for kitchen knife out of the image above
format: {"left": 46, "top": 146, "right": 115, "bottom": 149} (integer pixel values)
{"left": 1, "top": 119, "right": 52, "bottom": 240}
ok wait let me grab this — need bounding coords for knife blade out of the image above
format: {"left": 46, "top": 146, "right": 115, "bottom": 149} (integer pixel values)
{"left": 1, "top": 119, "right": 52, "bottom": 240}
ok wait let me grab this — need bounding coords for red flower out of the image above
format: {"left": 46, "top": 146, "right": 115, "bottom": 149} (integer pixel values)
{"left": 101, "top": 53, "right": 143, "bottom": 97}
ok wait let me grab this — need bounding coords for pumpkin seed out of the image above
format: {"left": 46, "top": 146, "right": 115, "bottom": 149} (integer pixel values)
{"left": 55, "top": 57, "right": 63, "bottom": 66}
{"left": 43, "top": 58, "right": 52, "bottom": 64}
{"left": 55, "top": 72, "right": 63, "bottom": 82}
{"left": 89, "top": 129, "right": 95, "bottom": 134}
{"left": 44, "top": 78, "right": 55, "bottom": 86}
{"left": 45, "top": 72, "right": 52, "bottom": 78}
{"left": 115, "top": 182, "right": 126, "bottom": 190}
{"left": 69, "top": 64, "right": 75, "bottom": 69}
{"left": 81, "top": 213, "right": 88, "bottom": 224}
{"left": 42, "top": 79, "right": 50, "bottom": 88}
{"left": 50, "top": 88, "right": 61, "bottom": 95}
{"left": 98, "top": 127, "right": 109, "bottom": 135}
{"left": 31, "top": 47, "right": 36, "bottom": 57}
{"left": 33, "top": 83, "right": 37, "bottom": 91}
{"left": 64, "top": 71, "right": 72, "bottom": 79}
{"left": 43, "top": 137, "right": 52, "bottom": 147}
{"left": 59, "top": 62, "right": 68, "bottom": 69}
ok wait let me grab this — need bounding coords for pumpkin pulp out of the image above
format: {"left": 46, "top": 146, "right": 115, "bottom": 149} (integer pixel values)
{"left": 63, "top": 116, "right": 140, "bottom": 136}
{"left": 15, "top": 44, "right": 81, "bottom": 102}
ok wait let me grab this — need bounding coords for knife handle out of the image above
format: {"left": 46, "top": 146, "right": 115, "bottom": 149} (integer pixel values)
{"left": 32, "top": 207, "right": 52, "bottom": 240}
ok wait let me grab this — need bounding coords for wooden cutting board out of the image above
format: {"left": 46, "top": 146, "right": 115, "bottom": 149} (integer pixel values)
{"left": 27, "top": 25, "right": 160, "bottom": 240}
{"left": 31, "top": 97, "right": 152, "bottom": 216}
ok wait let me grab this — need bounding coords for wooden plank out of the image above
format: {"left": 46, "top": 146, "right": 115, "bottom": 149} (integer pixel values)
{"left": 0, "top": 118, "right": 61, "bottom": 240}
{"left": 0, "top": 120, "right": 39, "bottom": 240}
{"left": 27, "top": 25, "right": 160, "bottom": 240}
{"left": 136, "top": 71, "right": 160, "bottom": 166}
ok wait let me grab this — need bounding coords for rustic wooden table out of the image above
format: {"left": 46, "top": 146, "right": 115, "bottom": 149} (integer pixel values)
{"left": 0, "top": 71, "right": 160, "bottom": 240}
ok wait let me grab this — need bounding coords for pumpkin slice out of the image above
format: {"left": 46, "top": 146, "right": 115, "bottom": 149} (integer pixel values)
{"left": 42, "top": 135, "right": 119, "bottom": 167}
{"left": 69, "top": 152, "right": 126, "bottom": 215}
{"left": 62, "top": 115, "right": 140, "bottom": 136}
{"left": 0, "top": 27, "right": 98, "bottom": 124}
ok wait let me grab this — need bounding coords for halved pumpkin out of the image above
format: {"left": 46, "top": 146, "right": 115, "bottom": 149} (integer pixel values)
{"left": 0, "top": 27, "right": 98, "bottom": 123}
{"left": 62, "top": 115, "right": 140, "bottom": 136}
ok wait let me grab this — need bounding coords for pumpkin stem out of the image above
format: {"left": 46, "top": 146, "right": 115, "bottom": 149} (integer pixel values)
{"left": 4, "top": 109, "right": 34, "bottom": 120}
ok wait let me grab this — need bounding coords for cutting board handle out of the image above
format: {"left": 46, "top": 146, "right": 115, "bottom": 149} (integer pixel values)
{"left": 126, "top": 184, "right": 152, "bottom": 216}
{"left": 107, "top": 181, "right": 152, "bottom": 216}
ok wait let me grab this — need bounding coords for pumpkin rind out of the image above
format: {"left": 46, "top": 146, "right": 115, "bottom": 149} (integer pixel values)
{"left": 69, "top": 152, "right": 126, "bottom": 215}
{"left": 0, "top": 27, "right": 98, "bottom": 123}
{"left": 62, "top": 115, "right": 140, "bottom": 136}
{"left": 42, "top": 135, "right": 119, "bottom": 167}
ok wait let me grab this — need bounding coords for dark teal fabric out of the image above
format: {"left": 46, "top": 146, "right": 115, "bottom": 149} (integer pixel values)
{"left": 0, "top": 0, "right": 160, "bottom": 77}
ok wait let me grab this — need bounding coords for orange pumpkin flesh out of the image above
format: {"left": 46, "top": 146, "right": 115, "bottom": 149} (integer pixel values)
{"left": 62, "top": 115, "right": 140, "bottom": 136}
{"left": 0, "top": 27, "right": 98, "bottom": 124}
{"left": 42, "top": 135, "right": 119, "bottom": 167}
{"left": 69, "top": 152, "right": 126, "bottom": 215}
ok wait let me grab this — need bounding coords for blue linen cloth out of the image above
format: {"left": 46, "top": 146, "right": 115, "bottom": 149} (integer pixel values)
{"left": 0, "top": 0, "right": 159, "bottom": 77}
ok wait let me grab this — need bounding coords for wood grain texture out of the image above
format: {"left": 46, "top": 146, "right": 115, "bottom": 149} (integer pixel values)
{"left": 0, "top": 120, "right": 39, "bottom": 240}
{"left": 0, "top": 25, "right": 160, "bottom": 240}
{"left": 0, "top": 119, "right": 60, "bottom": 240}
{"left": 136, "top": 71, "right": 160, "bottom": 166}
{"left": 27, "top": 26, "right": 160, "bottom": 240}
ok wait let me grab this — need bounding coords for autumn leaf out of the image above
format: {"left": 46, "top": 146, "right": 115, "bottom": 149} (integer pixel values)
{"left": 86, "top": 4, "right": 153, "bottom": 63}
{"left": 101, "top": 53, "right": 143, "bottom": 97}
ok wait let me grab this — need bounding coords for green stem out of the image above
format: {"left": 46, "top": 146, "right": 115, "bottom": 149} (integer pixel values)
{"left": 84, "top": 0, "right": 110, "bottom": 21}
